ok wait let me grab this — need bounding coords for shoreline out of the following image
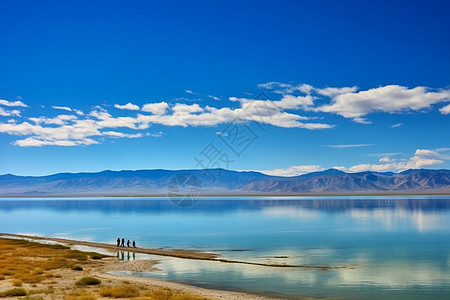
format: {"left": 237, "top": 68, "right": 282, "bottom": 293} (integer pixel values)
{"left": 0, "top": 234, "right": 326, "bottom": 300}
{"left": 0, "top": 236, "right": 290, "bottom": 300}
{"left": 0, "top": 233, "right": 346, "bottom": 270}
{"left": 1, "top": 192, "right": 449, "bottom": 198}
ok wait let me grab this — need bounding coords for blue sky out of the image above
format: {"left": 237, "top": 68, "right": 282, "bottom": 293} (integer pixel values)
{"left": 0, "top": 0, "right": 449, "bottom": 176}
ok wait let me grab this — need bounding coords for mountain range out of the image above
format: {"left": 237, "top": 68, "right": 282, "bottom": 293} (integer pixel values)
{"left": 0, "top": 168, "right": 449, "bottom": 196}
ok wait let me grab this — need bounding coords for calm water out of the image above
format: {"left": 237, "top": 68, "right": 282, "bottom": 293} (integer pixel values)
{"left": 1, "top": 196, "right": 450, "bottom": 299}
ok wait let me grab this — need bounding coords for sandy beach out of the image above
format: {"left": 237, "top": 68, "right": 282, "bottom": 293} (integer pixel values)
{"left": 0, "top": 233, "right": 316, "bottom": 300}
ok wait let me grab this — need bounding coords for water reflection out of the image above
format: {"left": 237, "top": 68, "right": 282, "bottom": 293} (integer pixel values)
{"left": 1, "top": 196, "right": 450, "bottom": 299}
{"left": 1, "top": 197, "right": 450, "bottom": 214}
{"left": 117, "top": 251, "right": 135, "bottom": 261}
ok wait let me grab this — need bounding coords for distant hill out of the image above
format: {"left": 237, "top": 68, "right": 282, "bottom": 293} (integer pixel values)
{"left": 0, "top": 168, "right": 449, "bottom": 196}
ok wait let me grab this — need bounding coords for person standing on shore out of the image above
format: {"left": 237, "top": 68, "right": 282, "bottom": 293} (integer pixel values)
{"left": 116, "top": 238, "right": 120, "bottom": 247}
{"left": 127, "top": 240, "right": 130, "bottom": 247}
{"left": 132, "top": 240, "right": 136, "bottom": 248}
{"left": 121, "top": 238, "right": 125, "bottom": 247}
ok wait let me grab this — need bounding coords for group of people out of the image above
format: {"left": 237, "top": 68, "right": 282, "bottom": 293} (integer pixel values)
{"left": 117, "top": 237, "right": 136, "bottom": 248}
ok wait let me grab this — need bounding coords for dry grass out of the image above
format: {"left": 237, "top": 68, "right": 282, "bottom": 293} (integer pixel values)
{"left": 99, "top": 285, "right": 209, "bottom": 300}
{"left": 100, "top": 284, "right": 140, "bottom": 298}
{"left": 0, "top": 238, "right": 107, "bottom": 285}
{"left": 11, "top": 279, "right": 22, "bottom": 286}
{"left": 27, "top": 287, "right": 54, "bottom": 295}
{"left": 64, "top": 293, "right": 98, "bottom": 300}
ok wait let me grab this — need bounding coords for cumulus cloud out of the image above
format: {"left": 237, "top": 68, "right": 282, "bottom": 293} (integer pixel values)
{"left": 440, "top": 103, "right": 450, "bottom": 114}
{"left": 14, "top": 137, "right": 98, "bottom": 147}
{"left": 258, "top": 165, "right": 324, "bottom": 177}
{"left": 379, "top": 156, "right": 393, "bottom": 163}
{"left": 0, "top": 99, "right": 28, "bottom": 107}
{"left": 52, "top": 106, "right": 72, "bottom": 112}
{"left": 2, "top": 82, "right": 449, "bottom": 147}
{"left": 258, "top": 82, "right": 315, "bottom": 95}
{"left": 142, "top": 102, "right": 169, "bottom": 115}
{"left": 259, "top": 82, "right": 450, "bottom": 123}
{"left": 102, "top": 131, "right": 143, "bottom": 138}
{"left": 114, "top": 103, "right": 140, "bottom": 111}
{"left": 173, "top": 103, "right": 204, "bottom": 114}
{"left": 0, "top": 93, "right": 337, "bottom": 147}
{"left": 0, "top": 118, "right": 101, "bottom": 147}
{"left": 278, "top": 94, "right": 314, "bottom": 109}
{"left": 317, "top": 85, "right": 450, "bottom": 120}
{"left": 256, "top": 148, "right": 448, "bottom": 176}
{"left": 343, "top": 149, "right": 446, "bottom": 172}
{"left": 257, "top": 81, "right": 292, "bottom": 90}
{"left": 29, "top": 115, "right": 77, "bottom": 125}
{"left": 315, "top": 86, "right": 358, "bottom": 97}
{"left": 0, "top": 107, "right": 21, "bottom": 117}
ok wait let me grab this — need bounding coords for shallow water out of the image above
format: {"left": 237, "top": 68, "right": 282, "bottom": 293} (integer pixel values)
{"left": 1, "top": 196, "right": 450, "bottom": 299}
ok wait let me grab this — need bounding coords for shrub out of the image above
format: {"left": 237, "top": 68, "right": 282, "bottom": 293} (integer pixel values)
{"left": 75, "top": 277, "right": 101, "bottom": 286}
{"left": 0, "top": 287, "right": 27, "bottom": 297}
{"left": 71, "top": 265, "right": 83, "bottom": 271}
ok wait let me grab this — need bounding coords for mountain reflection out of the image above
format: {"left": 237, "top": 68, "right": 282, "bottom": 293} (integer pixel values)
{"left": 0, "top": 197, "right": 449, "bottom": 214}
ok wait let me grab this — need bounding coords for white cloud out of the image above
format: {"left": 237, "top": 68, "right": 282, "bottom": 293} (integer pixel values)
{"left": 317, "top": 85, "right": 450, "bottom": 120}
{"left": 149, "top": 131, "right": 164, "bottom": 137}
{"left": 0, "top": 107, "right": 21, "bottom": 117}
{"left": 102, "top": 131, "right": 143, "bottom": 138}
{"left": 114, "top": 103, "right": 140, "bottom": 111}
{"left": 379, "top": 157, "right": 393, "bottom": 162}
{"left": 439, "top": 103, "right": 450, "bottom": 114}
{"left": 14, "top": 137, "right": 98, "bottom": 147}
{"left": 325, "top": 144, "right": 374, "bottom": 148}
{"left": 3, "top": 82, "right": 449, "bottom": 147}
{"left": 225, "top": 97, "right": 332, "bottom": 129}
{"left": 391, "top": 123, "right": 403, "bottom": 128}
{"left": 278, "top": 94, "right": 314, "bottom": 109}
{"left": 257, "top": 81, "right": 292, "bottom": 90}
{"left": 52, "top": 106, "right": 72, "bottom": 112}
{"left": 0, "top": 119, "right": 102, "bottom": 147}
{"left": 257, "top": 165, "right": 324, "bottom": 177}
{"left": 352, "top": 117, "right": 371, "bottom": 124}
{"left": 414, "top": 149, "right": 439, "bottom": 157}
{"left": 343, "top": 149, "right": 445, "bottom": 172}
{"left": 0, "top": 99, "right": 28, "bottom": 107}
{"left": 297, "top": 84, "right": 314, "bottom": 94}
{"left": 172, "top": 103, "right": 204, "bottom": 114}
{"left": 315, "top": 86, "right": 358, "bottom": 97}
{"left": 29, "top": 115, "right": 77, "bottom": 125}
{"left": 208, "top": 95, "right": 221, "bottom": 101}
{"left": 90, "top": 108, "right": 147, "bottom": 130}
{"left": 185, "top": 89, "right": 194, "bottom": 95}
{"left": 259, "top": 82, "right": 450, "bottom": 123}
{"left": 142, "top": 102, "right": 169, "bottom": 115}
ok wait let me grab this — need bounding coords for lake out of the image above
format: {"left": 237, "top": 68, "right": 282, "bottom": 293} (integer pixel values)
{"left": 1, "top": 196, "right": 450, "bottom": 299}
